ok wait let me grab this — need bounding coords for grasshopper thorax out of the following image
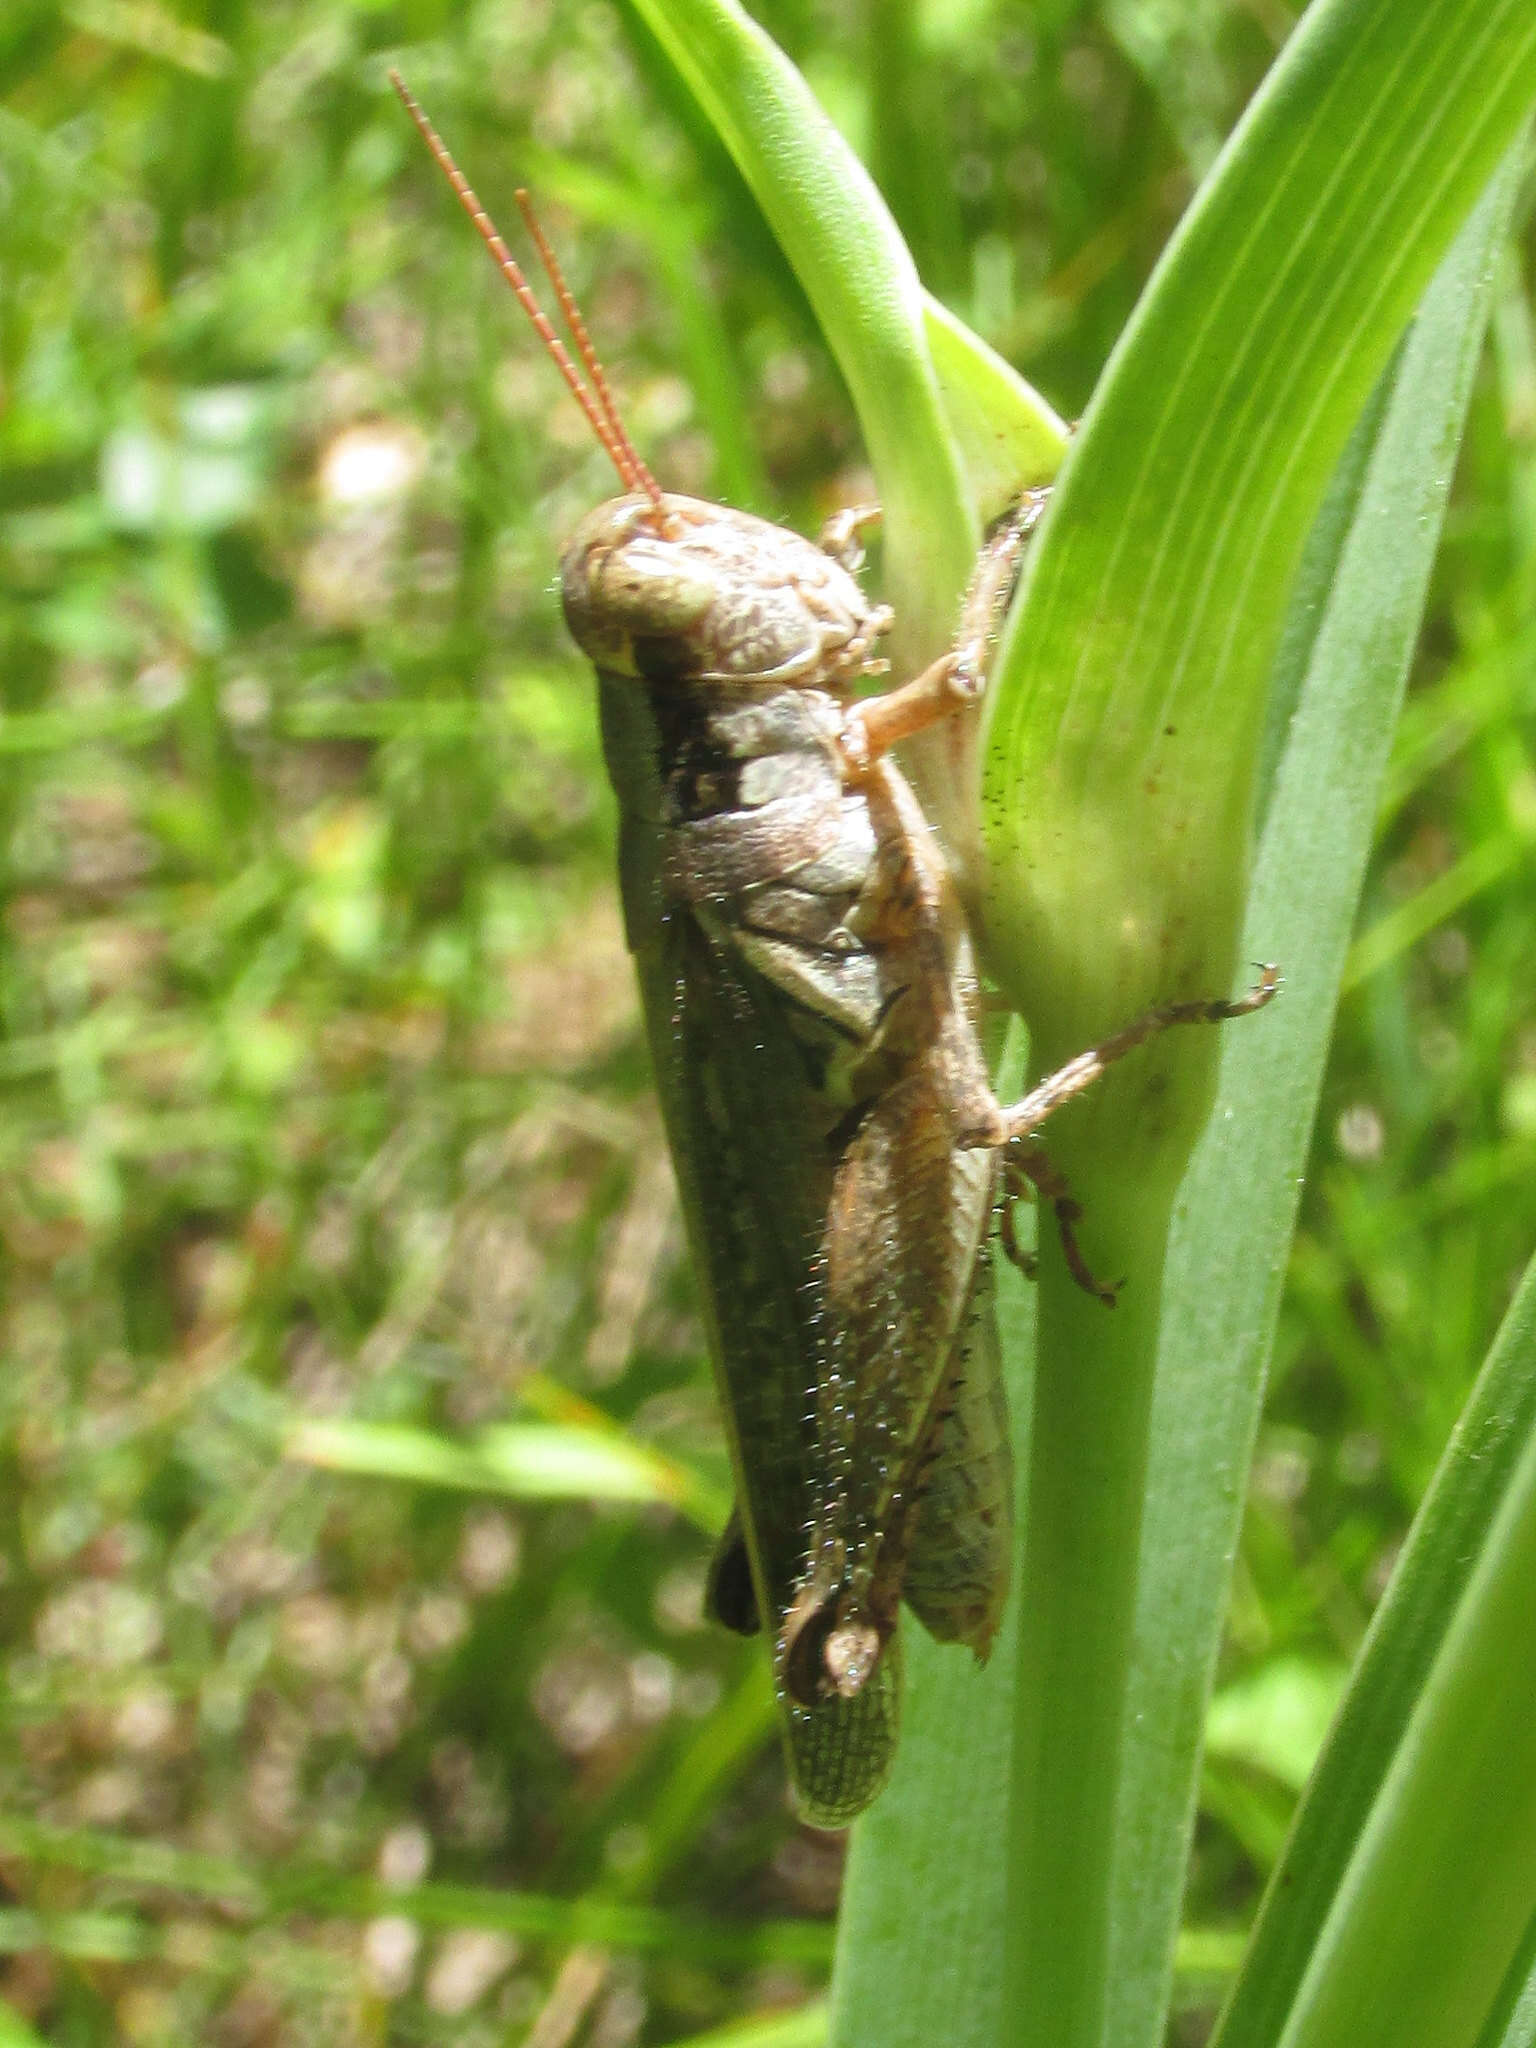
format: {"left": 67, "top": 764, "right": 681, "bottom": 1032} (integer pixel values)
{"left": 560, "top": 492, "right": 891, "bottom": 692}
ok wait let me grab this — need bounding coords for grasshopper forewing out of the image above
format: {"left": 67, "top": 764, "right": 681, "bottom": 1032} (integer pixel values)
{"left": 392, "top": 74, "right": 1278, "bottom": 1824}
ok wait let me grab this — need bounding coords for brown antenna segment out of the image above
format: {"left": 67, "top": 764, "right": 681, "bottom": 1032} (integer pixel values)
{"left": 513, "top": 190, "right": 660, "bottom": 505}
{"left": 388, "top": 70, "right": 663, "bottom": 510}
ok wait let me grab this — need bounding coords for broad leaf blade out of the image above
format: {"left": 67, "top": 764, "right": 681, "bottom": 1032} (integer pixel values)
{"left": 980, "top": 2, "right": 1536, "bottom": 2036}
{"left": 982, "top": 0, "right": 1536, "bottom": 1081}
{"left": 1110, "top": 158, "right": 1523, "bottom": 2048}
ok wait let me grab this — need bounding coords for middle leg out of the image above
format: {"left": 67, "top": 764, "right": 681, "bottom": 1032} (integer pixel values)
{"left": 1000, "top": 1145, "right": 1120, "bottom": 1308}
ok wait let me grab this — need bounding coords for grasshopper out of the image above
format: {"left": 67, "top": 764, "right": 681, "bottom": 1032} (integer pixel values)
{"left": 392, "top": 74, "right": 1278, "bottom": 1824}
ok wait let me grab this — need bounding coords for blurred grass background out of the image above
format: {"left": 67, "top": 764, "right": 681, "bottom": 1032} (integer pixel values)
{"left": 0, "top": 2, "right": 1533, "bottom": 2043}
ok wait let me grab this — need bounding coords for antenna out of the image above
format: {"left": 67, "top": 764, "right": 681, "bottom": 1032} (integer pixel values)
{"left": 388, "top": 70, "right": 664, "bottom": 511}
{"left": 513, "top": 190, "right": 661, "bottom": 506}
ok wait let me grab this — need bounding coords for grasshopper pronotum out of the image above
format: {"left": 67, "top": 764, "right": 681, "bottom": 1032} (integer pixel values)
{"left": 392, "top": 73, "right": 1277, "bottom": 1823}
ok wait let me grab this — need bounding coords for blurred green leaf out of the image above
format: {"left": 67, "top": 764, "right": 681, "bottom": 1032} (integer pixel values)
{"left": 99, "top": 388, "right": 273, "bottom": 535}
{"left": 285, "top": 1418, "right": 730, "bottom": 1536}
{"left": 0, "top": 1908, "right": 346, "bottom": 1993}
{"left": 660, "top": 2002, "right": 828, "bottom": 2048}
{"left": 63, "top": 0, "right": 233, "bottom": 77}
{"left": 1344, "top": 818, "right": 1536, "bottom": 989}
{"left": 1205, "top": 1658, "right": 1348, "bottom": 1794}
{"left": 0, "top": 1997, "right": 47, "bottom": 2048}
{"left": 0, "top": 1815, "right": 834, "bottom": 1969}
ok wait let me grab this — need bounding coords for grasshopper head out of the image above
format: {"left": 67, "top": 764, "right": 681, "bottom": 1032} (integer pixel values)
{"left": 560, "top": 493, "right": 891, "bottom": 691}
{"left": 384, "top": 85, "right": 887, "bottom": 698}
{"left": 385, "top": 85, "right": 889, "bottom": 692}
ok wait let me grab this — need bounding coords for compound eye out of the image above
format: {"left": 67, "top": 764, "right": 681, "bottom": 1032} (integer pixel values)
{"left": 595, "top": 541, "right": 716, "bottom": 634}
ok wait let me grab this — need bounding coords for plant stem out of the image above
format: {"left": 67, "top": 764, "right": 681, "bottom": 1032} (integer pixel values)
{"left": 1003, "top": 1177, "right": 1172, "bottom": 2048}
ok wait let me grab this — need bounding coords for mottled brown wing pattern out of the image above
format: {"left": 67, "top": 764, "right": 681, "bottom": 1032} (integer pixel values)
{"left": 598, "top": 672, "right": 901, "bottom": 1825}
{"left": 900, "top": 1243, "right": 1013, "bottom": 1653}
{"left": 783, "top": 1038, "right": 1003, "bottom": 1699}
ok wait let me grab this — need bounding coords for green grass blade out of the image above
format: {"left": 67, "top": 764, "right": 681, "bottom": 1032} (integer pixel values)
{"left": 618, "top": 0, "right": 1066, "bottom": 849}
{"left": 1212, "top": 1247, "right": 1536, "bottom": 2048}
{"left": 619, "top": 0, "right": 974, "bottom": 657}
{"left": 921, "top": 293, "right": 1069, "bottom": 518}
{"left": 0, "top": 1909, "right": 348, "bottom": 1993}
{"left": 1106, "top": 161, "right": 1522, "bottom": 2048}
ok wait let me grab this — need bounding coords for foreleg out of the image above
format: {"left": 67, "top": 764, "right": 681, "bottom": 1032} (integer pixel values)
{"left": 837, "top": 491, "right": 1050, "bottom": 774}
{"left": 818, "top": 504, "right": 882, "bottom": 571}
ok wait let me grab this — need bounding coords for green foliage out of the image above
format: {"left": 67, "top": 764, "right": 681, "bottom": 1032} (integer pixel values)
{"left": 1, "top": 2, "right": 1535, "bottom": 2046}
